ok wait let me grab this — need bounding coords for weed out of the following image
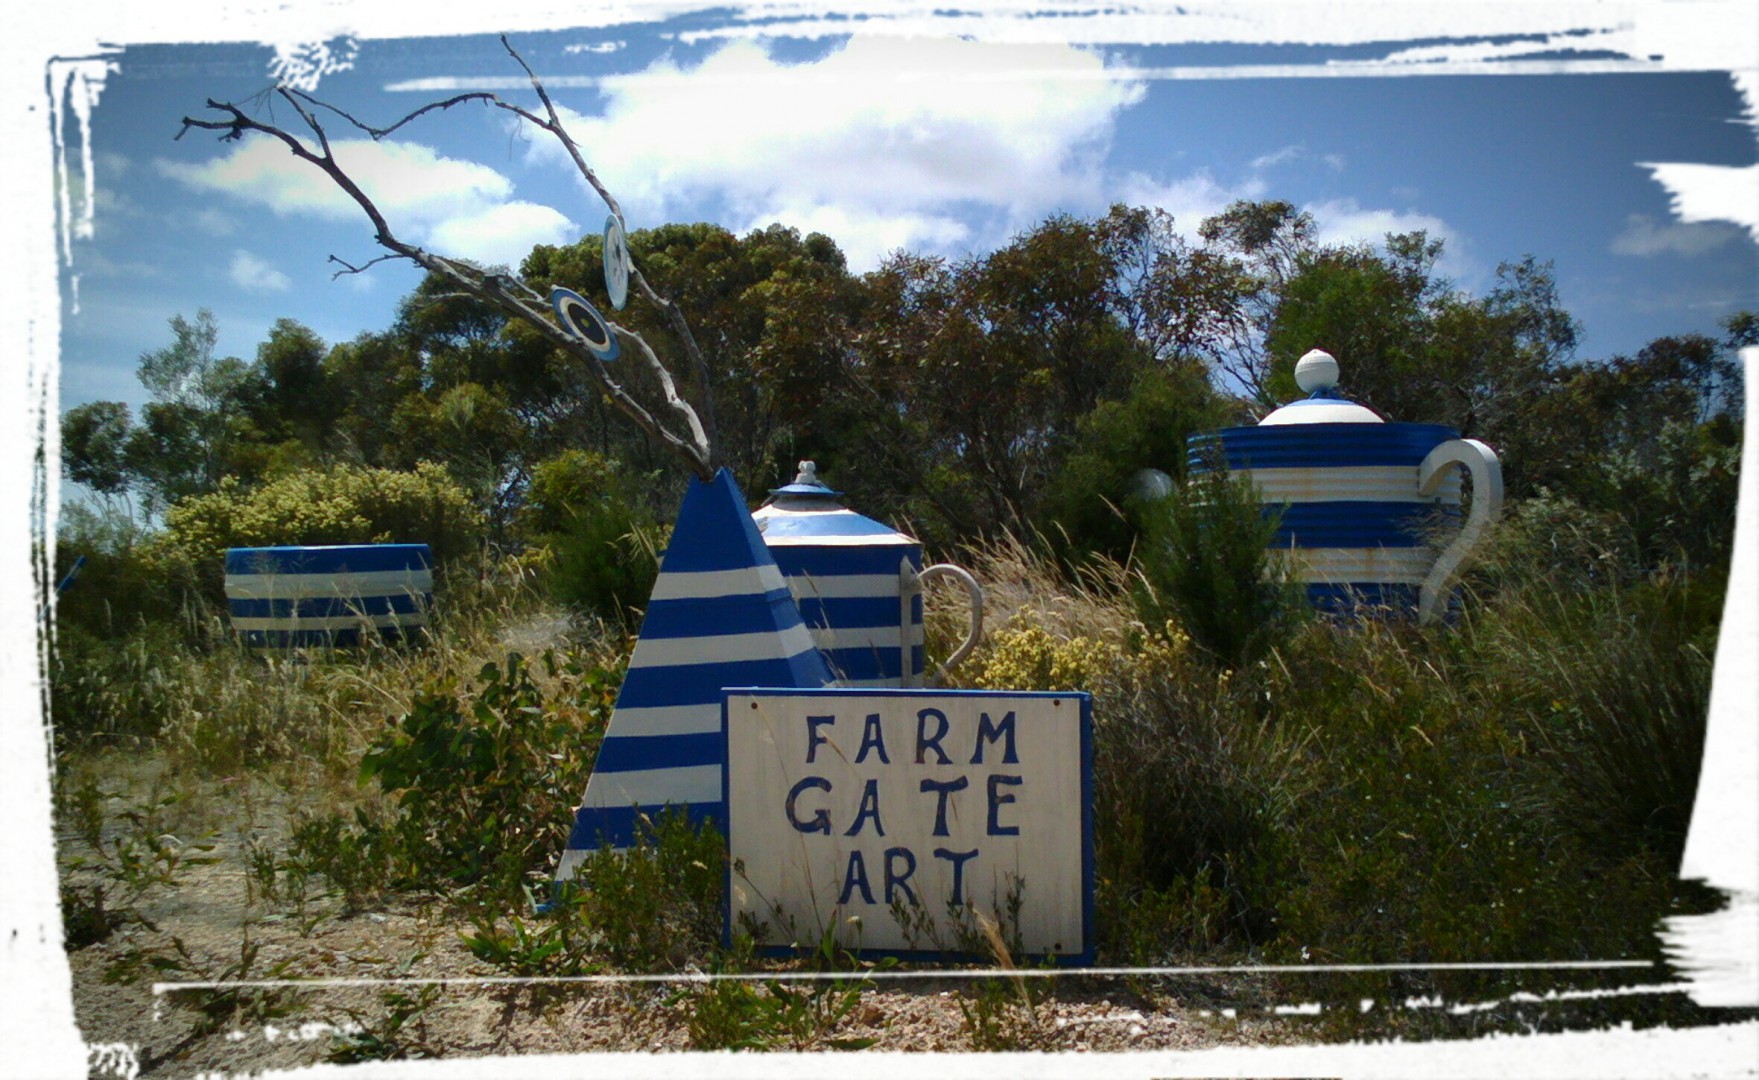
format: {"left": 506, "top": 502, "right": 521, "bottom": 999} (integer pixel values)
{"left": 677, "top": 932, "right": 881, "bottom": 1051}
{"left": 956, "top": 909, "right": 1049, "bottom": 1051}
{"left": 568, "top": 809, "right": 725, "bottom": 971}
{"left": 328, "top": 983, "right": 444, "bottom": 1063}
{"left": 243, "top": 836, "right": 281, "bottom": 906}
{"left": 459, "top": 886, "right": 602, "bottom": 980}
{"left": 61, "top": 787, "right": 218, "bottom": 949}
{"left": 284, "top": 808, "right": 395, "bottom": 916}
{"left": 156, "top": 934, "right": 299, "bottom": 1037}
{"left": 60, "top": 882, "right": 147, "bottom": 949}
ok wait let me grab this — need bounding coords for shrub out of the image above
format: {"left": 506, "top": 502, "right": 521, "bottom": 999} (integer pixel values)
{"left": 50, "top": 503, "right": 194, "bottom": 641}
{"left": 158, "top": 461, "right": 484, "bottom": 590}
{"left": 1465, "top": 570, "right": 1720, "bottom": 866}
{"left": 1093, "top": 636, "right": 1310, "bottom": 948}
{"left": 567, "top": 809, "right": 726, "bottom": 971}
{"left": 356, "top": 650, "right": 620, "bottom": 899}
{"left": 968, "top": 618, "right": 1126, "bottom": 693}
{"left": 1133, "top": 460, "right": 1306, "bottom": 669}
{"left": 1033, "top": 363, "right": 1228, "bottom": 566}
{"left": 518, "top": 450, "right": 663, "bottom": 627}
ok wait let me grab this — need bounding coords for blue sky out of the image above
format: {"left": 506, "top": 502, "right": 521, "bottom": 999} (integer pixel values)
{"left": 50, "top": 11, "right": 1759, "bottom": 416}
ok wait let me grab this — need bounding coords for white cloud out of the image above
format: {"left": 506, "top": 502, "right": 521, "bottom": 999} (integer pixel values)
{"left": 1246, "top": 145, "right": 1345, "bottom": 175}
{"left": 745, "top": 202, "right": 973, "bottom": 269}
{"left": 1306, "top": 197, "right": 1475, "bottom": 283}
{"left": 1116, "top": 169, "right": 1267, "bottom": 230}
{"left": 527, "top": 35, "right": 1144, "bottom": 269}
{"left": 159, "top": 137, "right": 576, "bottom": 270}
{"left": 426, "top": 201, "right": 578, "bottom": 269}
{"left": 159, "top": 139, "right": 512, "bottom": 224}
{"left": 1249, "top": 145, "right": 1303, "bottom": 171}
{"left": 1306, "top": 198, "right": 1454, "bottom": 250}
{"left": 1610, "top": 213, "right": 1744, "bottom": 257}
{"left": 229, "top": 249, "right": 291, "bottom": 292}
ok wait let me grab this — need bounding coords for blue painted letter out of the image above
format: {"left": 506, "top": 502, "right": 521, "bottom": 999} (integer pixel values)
{"left": 884, "top": 847, "right": 918, "bottom": 906}
{"left": 839, "top": 850, "right": 874, "bottom": 905}
{"left": 932, "top": 847, "right": 978, "bottom": 906}
{"left": 806, "top": 715, "right": 836, "bottom": 763}
{"left": 844, "top": 777, "right": 886, "bottom": 837}
{"left": 919, "top": 776, "right": 968, "bottom": 837}
{"left": 855, "top": 712, "right": 890, "bottom": 764}
{"left": 986, "top": 774, "right": 1022, "bottom": 836}
{"left": 973, "top": 711, "right": 1018, "bottom": 765}
{"left": 916, "top": 708, "right": 951, "bottom": 764}
{"left": 786, "top": 776, "right": 832, "bottom": 834}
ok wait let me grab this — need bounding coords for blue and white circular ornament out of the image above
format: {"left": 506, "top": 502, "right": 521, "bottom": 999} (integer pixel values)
{"left": 550, "top": 286, "right": 620, "bottom": 362}
{"left": 603, "top": 215, "right": 630, "bottom": 311}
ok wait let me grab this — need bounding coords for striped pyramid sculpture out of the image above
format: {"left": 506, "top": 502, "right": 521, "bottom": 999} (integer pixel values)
{"left": 557, "top": 468, "right": 832, "bottom": 880}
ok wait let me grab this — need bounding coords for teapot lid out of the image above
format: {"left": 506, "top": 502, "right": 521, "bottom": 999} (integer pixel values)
{"left": 754, "top": 461, "right": 915, "bottom": 545}
{"left": 1259, "top": 349, "right": 1385, "bottom": 425}
{"left": 765, "top": 460, "right": 844, "bottom": 503}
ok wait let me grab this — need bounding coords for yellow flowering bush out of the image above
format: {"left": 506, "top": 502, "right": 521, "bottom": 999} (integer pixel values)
{"left": 966, "top": 609, "right": 1194, "bottom": 694}
{"left": 160, "top": 461, "right": 483, "bottom": 570}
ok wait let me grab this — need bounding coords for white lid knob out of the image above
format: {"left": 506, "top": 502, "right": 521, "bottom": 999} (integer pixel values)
{"left": 1294, "top": 349, "right": 1340, "bottom": 394}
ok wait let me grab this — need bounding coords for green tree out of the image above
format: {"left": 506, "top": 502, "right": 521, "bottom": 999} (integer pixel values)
{"left": 324, "top": 330, "right": 425, "bottom": 467}
{"left": 856, "top": 214, "right": 1174, "bottom": 541}
{"left": 60, "top": 401, "right": 136, "bottom": 501}
{"left": 131, "top": 309, "right": 263, "bottom": 507}
{"left": 521, "top": 221, "right": 866, "bottom": 493}
{"left": 250, "top": 318, "right": 336, "bottom": 456}
{"left": 1198, "top": 199, "right": 1318, "bottom": 402}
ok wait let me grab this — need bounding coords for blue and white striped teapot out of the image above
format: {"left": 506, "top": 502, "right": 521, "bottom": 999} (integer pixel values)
{"left": 1187, "top": 349, "right": 1503, "bottom": 623}
{"left": 753, "top": 462, "right": 983, "bottom": 686}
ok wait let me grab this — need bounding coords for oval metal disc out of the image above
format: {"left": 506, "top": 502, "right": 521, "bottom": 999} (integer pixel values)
{"left": 550, "top": 286, "right": 620, "bottom": 362}
{"left": 603, "top": 215, "right": 630, "bottom": 311}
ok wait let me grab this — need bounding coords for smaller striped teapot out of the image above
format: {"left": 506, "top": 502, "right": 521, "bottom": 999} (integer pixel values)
{"left": 753, "top": 462, "right": 984, "bottom": 686}
{"left": 1187, "top": 349, "right": 1503, "bottom": 623}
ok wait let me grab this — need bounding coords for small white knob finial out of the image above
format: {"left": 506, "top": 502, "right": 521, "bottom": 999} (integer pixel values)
{"left": 1294, "top": 349, "right": 1340, "bottom": 394}
{"left": 795, "top": 461, "right": 819, "bottom": 485}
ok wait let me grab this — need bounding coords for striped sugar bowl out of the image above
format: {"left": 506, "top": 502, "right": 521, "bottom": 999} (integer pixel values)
{"left": 753, "top": 462, "right": 983, "bottom": 687}
{"left": 1187, "top": 349, "right": 1503, "bottom": 624}
{"left": 223, "top": 543, "right": 434, "bottom": 648}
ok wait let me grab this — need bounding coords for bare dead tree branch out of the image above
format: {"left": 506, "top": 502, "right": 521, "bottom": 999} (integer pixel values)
{"left": 176, "top": 41, "right": 722, "bottom": 481}
{"left": 328, "top": 253, "right": 403, "bottom": 278}
{"left": 290, "top": 87, "right": 500, "bottom": 142}
{"left": 495, "top": 35, "right": 722, "bottom": 457}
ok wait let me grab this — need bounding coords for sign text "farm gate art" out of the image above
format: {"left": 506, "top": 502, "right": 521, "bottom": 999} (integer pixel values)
{"left": 722, "top": 689, "right": 1092, "bottom": 961}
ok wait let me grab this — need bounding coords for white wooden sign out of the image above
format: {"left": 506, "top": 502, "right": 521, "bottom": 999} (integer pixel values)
{"left": 722, "top": 688, "right": 1092, "bottom": 962}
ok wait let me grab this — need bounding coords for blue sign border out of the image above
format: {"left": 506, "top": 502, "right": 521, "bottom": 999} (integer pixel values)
{"left": 719, "top": 686, "right": 1095, "bottom": 967}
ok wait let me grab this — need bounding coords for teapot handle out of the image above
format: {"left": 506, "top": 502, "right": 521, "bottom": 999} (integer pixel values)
{"left": 1416, "top": 438, "right": 1504, "bottom": 625}
{"left": 900, "top": 561, "right": 985, "bottom": 687}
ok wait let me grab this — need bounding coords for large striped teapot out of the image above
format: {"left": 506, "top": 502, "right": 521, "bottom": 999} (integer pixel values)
{"left": 753, "top": 462, "right": 983, "bottom": 686}
{"left": 1187, "top": 350, "right": 1503, "bottom": 624}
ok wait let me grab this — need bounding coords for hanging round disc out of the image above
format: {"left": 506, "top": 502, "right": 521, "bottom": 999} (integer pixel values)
{"left": 603, "top": 215, "right": 631, "bottom": 311}
{"left": 550, "top": 286, "right": 620, "bottom": 361}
